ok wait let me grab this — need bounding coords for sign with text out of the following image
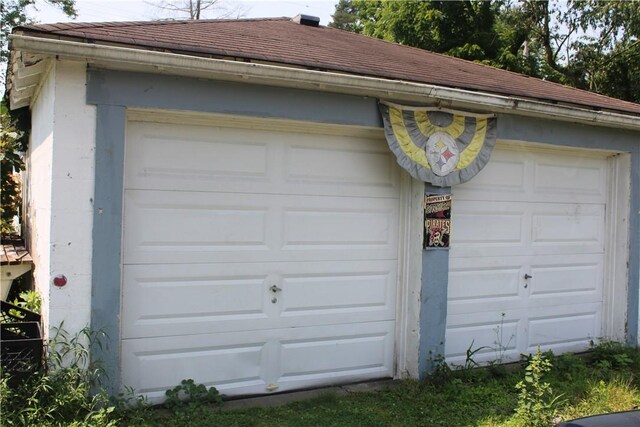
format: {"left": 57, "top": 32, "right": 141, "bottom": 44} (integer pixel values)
{"left": 424, "top": 194, "right": 452, "bottom": 249}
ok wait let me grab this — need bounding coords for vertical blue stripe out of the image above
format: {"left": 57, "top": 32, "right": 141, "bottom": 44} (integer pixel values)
{"left": 627, "top": 146, "right": 640, "bottom": 345}
{"left": 90, "top": 105, "right": 126, "bottom": 394}
{"left": 418, "top": 184, "right": 451, "bottom": 377}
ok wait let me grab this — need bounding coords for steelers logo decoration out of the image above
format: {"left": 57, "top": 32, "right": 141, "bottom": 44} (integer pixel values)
{"left": 379, "top": 101, "right": 497, "bottom": 187}
{"left": 426, "top": 132, "right": 459, "bottom": 176}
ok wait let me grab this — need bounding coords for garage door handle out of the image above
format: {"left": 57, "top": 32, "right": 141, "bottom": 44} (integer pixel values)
{"left": 524, "top": 274, "right": 533, "bottom": 280}
{"left": 269, "top": 285, "right": 282, "bottom": 293}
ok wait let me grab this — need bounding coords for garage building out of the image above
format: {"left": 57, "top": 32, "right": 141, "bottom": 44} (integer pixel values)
{"left": 7, "top": 16, "right": 639, "bottom": 401}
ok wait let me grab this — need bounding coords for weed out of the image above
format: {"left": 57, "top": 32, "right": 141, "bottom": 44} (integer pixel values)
{"left": 11, "top": 290, "right": 41, "bottom": 314}
{"left": 463, "top": 339, "right": 489, "bottom": 370}
{"left": 492, "top": 312, "right": 515, "bottom": 364}
{"left": 513, "top": 348, "right": 563, "bottom": 427}
{"left": 590, "top": 340, "right": 637, "bottom": 375}
{"left": 426, "top": 352, "right": 453, "bottom": 384}
{"left": 164, "top": 379, "right": 223, "bottom": 414}
{"left": 0, "top": 324, "right": 120, "bottom": 426}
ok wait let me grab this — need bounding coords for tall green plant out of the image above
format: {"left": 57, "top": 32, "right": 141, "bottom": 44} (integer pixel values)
{"left": 0, "top": 325, "right": 120, "bottom": 426}
{"left": 513, "top": 348, "right": 563, "bottom": 427}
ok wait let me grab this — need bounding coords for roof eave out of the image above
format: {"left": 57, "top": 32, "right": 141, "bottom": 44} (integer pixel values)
{"left": 8, "top": 34, "right": 640, "bottom": 132}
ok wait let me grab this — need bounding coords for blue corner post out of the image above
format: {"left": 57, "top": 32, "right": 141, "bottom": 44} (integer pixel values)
{"left": 418, "top": 184, "right": 451, "bottom": 378}
{"left": 90, "top": 104, "right": 126, "bottom": 395}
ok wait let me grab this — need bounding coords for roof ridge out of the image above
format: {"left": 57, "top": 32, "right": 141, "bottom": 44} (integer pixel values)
{"left": 18, "top": 16, "right": 290, "bottom": 32}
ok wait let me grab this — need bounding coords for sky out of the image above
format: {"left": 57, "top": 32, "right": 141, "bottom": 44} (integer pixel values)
{"left": 27, "top": 0, "right": 339, "bottom": 26}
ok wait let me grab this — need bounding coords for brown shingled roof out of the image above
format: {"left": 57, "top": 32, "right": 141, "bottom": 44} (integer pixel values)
{"left": 15, "top": 17, "right": 640, "bottom": 116}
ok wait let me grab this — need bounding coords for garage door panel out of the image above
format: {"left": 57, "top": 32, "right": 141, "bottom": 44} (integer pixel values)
{"left": 453, "top": 211, "right": 524, "bottom": 245}
{"left": 451, "top": 201, "right": 526, "bottom": 258}
{"left": 448, "top": 254, "right": 603, "bottom": 316}
{"left": 123, "top": 260, "right": 397, "bottom": 339}
{"left": 121, "top": 332, "right": 269, "bottom": 402}
{"left": 122, "top": 266, "right": 271, "bottom": 339}
{"left": 529, "top": 259, "right": 602, "bottom": 298}
{"left": 282, "top": 209, "right": 394, "bottom": 249}
{"left": 527, "top": 305, "right": 601, "bottom": 352}
{"left": 452, "top": 147, "right": 607, "bottom": 204}
{"left": 531, "top": 205, "right": 604, "bottom": 250}
{"left": 451, "top": 202, "right": 604, "bottom": 258}
{"left": 126, "top": 122, "right": 400, "bottom": 198}
{"left": 278, "top": 326, "right": 394, "bottom": 384}
{"left": 280, "top": 270, "right": 395, "bottom": 317}
{"left": 123, "top": 192, "right": 270, "bottom": 261}
{"left": 532, "top": 157, "right": 607, "bottom": 201}
{"left": 126, "top": 130, "right": 270, "bottom": 185}
{"left": 448, "top": 265, "right": 521, "bottom": 303}
{"left": 121, "top": 321, "right": 394, "bottom": 403}
{"left": 445, "top": 312, "right": 522, "bottom": 365}
{"left": 448, "top": 256, "right": 528, "bottom": 316}
{"left": 124, "top": 190, "right": 398, "bottom": 265}
{"left": 446, "top": 304, "right": 601, "bottom": 365}
{"left": 451, "top": 149, "right": 527, "bottom": 199}
{"left": 285, "top": 144, "right": 398, "bottom": 190}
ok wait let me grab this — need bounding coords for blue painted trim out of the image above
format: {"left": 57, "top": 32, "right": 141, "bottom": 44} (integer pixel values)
{"left": 627, "top": 152, "right": 640, "bottom": 345}
{"left": 496, "top": 114, "right": 639, "bottom": 151}
{"left": 90, "top": 105, "right": 126, "bottom": 394}
{"left": 86, "top": 69, "right": 382, "bottom": 128}
{"left": 418, "top": 184, "right": 451, "bottom": 377}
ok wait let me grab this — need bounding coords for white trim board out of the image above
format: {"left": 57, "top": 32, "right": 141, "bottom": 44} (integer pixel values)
{"left": 603, "top": 153, "right": 631, "bottom": 341}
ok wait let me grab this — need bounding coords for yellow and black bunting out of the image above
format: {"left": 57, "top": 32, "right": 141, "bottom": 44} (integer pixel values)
{"left": 379, "top": 101, "right": 497, "bottom": 187}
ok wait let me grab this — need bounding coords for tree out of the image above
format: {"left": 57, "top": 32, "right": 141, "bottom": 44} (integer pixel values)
{"left": 329, "top": 0, "right": 360, "bottom": 33}
{"left": 148, "top": 0, "right": 246, "bottom": 20}
{"left": 330, "top": 0, "right": 640, "bottom": 103}
{"left": 0, "top": 104, "right": 26, "bottom": 233}
{"left": 1, "top": 0, "right": 77, "bottom": 76}
{"left": 330, "top": 1, "right": 509, "bottom": 63}
{"left": 1, "top": 0, "right": 76, "bottom": 234}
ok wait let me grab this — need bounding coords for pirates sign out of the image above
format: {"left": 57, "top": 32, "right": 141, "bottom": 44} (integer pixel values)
{"left": 379, "top": 101, "right": 497, "bottom": 187}
{"left": 424, "top": 194, "right": 452, "bottom": 249}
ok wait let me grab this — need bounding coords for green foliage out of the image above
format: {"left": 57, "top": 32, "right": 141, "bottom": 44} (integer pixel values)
{"left": 329, "top": 0, "right": 640, "bottom": 103}
{"left": 462, "top": 339, "right": 488, "bottom": 370}
{"left": 2, "top": 0, "right": 77, "bottom": 231}
{"left": 164, "top": 378, "right": 223, "bottom": 415}
{"left": 11, "top": 289, "right": 41, "bottom": 314}
{"left": 4, "top": 342, "right": 640, "bottom": 426}
{"left": 513, "top": 348, "right": 562, "bottom": 427}
{"left": 561, "top": 376, "right": 640, "bottom": 421}
{"left": 0, "top": 325, "right": 121, "bottom": 426}
{"left": 590, "top": 340, "right": 638, "bottom": 376}
{"left": 0, "top": 103, "right": 26, "bottom": 234}
{"left": 328, "top": 0, "right": 360, "bottom": 33}
{"left": 341, "top": 0, "right": 505, "bottom": 63}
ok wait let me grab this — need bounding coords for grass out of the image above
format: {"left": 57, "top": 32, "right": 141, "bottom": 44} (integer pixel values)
{"left": 3, "top": 341, "right": 640, "bottom": 426}
{"left": 114, "top": 342, "right": 640, "bottom": 427}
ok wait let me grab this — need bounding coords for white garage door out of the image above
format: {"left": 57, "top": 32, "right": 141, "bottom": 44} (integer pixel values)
{"left": 446, "top": 145, "right": 608, "bottom": 365}
{"left": 121, "top": 120, "right": 400, "bottom": 401}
